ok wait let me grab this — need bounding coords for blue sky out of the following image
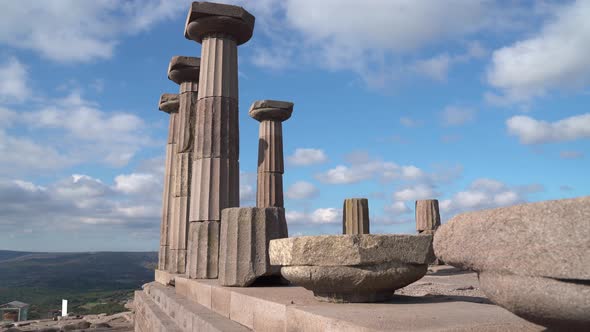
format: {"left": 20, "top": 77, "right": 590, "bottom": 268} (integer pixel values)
{"left": 0, "top": 0, "right": 588, "bottom": 251}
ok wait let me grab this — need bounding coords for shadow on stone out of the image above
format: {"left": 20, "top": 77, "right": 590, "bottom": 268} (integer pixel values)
{"left": 392, "top": 294, "right": 494, "bottom": 305}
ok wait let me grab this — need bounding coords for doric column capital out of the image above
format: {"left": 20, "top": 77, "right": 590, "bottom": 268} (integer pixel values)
{"left": 168, "top": 56, "right": 200, "bottom": 85}
{"left": 184, "top": 2, "right": 255, "bottom": 45}
{"left": 249, "top": 100, "right": 294, "bottom": 122}
{"left": 158, "top": 93, "right": 179, "bottom": 113}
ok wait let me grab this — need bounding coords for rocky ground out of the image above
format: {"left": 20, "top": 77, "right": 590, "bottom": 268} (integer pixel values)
{"left": 0, "top": 311, "right": 134, "bottom": 332}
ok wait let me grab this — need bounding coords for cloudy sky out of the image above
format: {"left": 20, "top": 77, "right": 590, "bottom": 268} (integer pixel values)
{"left": 0, "top": 0, "right": 588, "bottom": 251}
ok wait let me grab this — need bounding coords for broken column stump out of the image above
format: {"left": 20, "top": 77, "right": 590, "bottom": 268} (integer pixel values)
{"left": 187, "top": 220, "right": 220, "bottom": 279}
{"left": 218, "top": 207, "right": 288, "bottom": 286}
{"left": 415, "top": 199, "right": 442, "bottom": 264}
{"left": 342, "top": 198, "right": 370, "bottom": 235}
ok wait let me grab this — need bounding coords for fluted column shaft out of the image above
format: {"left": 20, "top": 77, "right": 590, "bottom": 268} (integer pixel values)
{"left": 257, "top": 120, "right": 284, "bottom": 207}
{"left": 343, "top": 198, "right": 370, "bottom": 235}
{"left": 415, "top": 199, "right": 441, "bottom": 233}
{"left": 190, "top": 35, "right": 240, "bottom": 224}
{"left": 158, "top": 112, "right": 177, "bottom": 270}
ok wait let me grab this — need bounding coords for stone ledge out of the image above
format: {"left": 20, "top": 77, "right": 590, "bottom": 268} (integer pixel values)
{"left": 154, "top": 269, "right": 176, "bottom": 286}
{"left": 139, "top": 282, "right": 250, "bottom": 332}
{"left": 174, "top": 270, "right": 544, "bottom": 332}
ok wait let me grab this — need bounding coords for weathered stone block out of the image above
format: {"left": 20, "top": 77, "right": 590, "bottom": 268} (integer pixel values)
{"left": 188, "top": 221, "right": 220, "bottom": 279}
{"left": 342, "top": 198, "right": 370, "bottom": 235}
{"left": 270, "top": 234, "right": 434, "bottom": 267}
{"left": 219, "top": 207, "right": 288, "bottom": 286}
{"left": 169, "top": 196, "right": 189, "bottom": 250}
{"left": 167, "top": 248, "right": 186, "bottom": 274}
{"left": 184, "top": 2, "right": 255, "bottom": 45}
{"left": 158, "top": 245, "right": 168, "bottom": 270}
{"left": 415, "top": 199, "right": 440, "bottom": 232}
{"left": 173, "top": 152, "right": 192, "bottom": 198}
{"left": 194, "top": 97, "right": 239, "bottom": 158}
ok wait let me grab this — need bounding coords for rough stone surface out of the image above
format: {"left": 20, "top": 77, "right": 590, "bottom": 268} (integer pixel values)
{"left": 158, "top": 93, "right": 179, "bottom": 113}
{"left": 184, "top": 2, "right": 255, "bottom": 45}
{"left": 479, "top": 271, "right": 590, "bottom": 330}
{"left": 342, "top": 198, "right": 370, "bottom": 235}
{"left": 434, "top": 196, "right": 590, "bottom": 280}
{"left": 282, "top": 263, "right": 427, "bottom": 303}
{"left": 219, "top": 207, "right": 288, "bottom": 286}
{"left": 249, "top": 100, "right": 293, "bottom": 122}
{"left": 434, "top": 196, "right": 590, "bottom": 330}
{"left": 187, "top": 221, "right": 220, "bottom": 279}
{"left": 256, "top": 120, "right": 284, "bottom": 173}
{"left": 415, "top": 199, "right": 440, "bottom": 232}
{"left": 270, "top": 234, "right": 434, "bottom": 267}
{"left": 167, "top": 56, "right": 200, "bottom": 85}
{"left": 256, "top": 172, "right": 283, "bottom": 208}
{"left": 193, "top": 97, "right": 239, "bottom": 159}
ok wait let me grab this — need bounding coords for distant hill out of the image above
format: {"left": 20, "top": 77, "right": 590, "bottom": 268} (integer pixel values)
{"left": 0, "top": 250, "right": 157, "bottom": 319}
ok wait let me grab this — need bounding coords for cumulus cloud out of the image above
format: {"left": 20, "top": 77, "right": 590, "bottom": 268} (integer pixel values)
{"left": 286, "top": 181, "right": 319, "bottom": 200}
{"left": 0, "top": 0, "right": 186, "bottom": 62}
{"left": 487, "top": 0, "right": 590, "bottom": 102}
{"left": 506, "top": 114, "right": 590, "bottom": 144}
{"left": 441, "top": 106, "right": 476, "bottom": 126}
{"left": 0, "top": 57, "right": 29, "bottom": 103}
{"left": 393, "top": 184, "right": 438, "bottom": 201}
{"left": 399, "top": 117, "right": 421, "bottom": 128}
{"left": 285, "top": 208, "right": 341, "bottom": 225}
{"left": 439, "top": 178, "right": 544, "bottom": 216}
{"left": 317, "top": 156, "right": 427, "bottom": 185}
{"left": 385, "top": 201, "right": 411, "bottom": 215}
{"left": 287, "top": 148, "right": 328, "bottom": 166}
{"left": 114, "top": 173, "right": 160, "bottom": 195}
{"left": 560, "top": 150, "right": 584, "bottom": 159}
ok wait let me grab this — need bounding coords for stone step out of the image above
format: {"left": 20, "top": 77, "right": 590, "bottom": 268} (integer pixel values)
{"left": 140, "top": 282, "right": 250, "bottom": 332}
{"left": 134, "top": 290, "right": 182, "bottom": 332}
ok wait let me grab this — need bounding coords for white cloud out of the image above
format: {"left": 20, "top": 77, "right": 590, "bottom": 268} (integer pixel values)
{"left": 285, "top": 210, "right": 307, "bottom": 224}
{"left": 0, "top": 0, "right": 185, "bottom": 62}
{"left": 239, "top": 171, "right": 256, "bottom": 205}
{"left": 393, "top": 184, "right": 438, "bottom": 201}
{"left": 506, "top": 114, "right": 590, "bottom": 144}
{"left": 286, "top": 181, "right": 319, "bottom": 200}
{"left": 310, "top": 208, "right": 341, "bottom": 224}
{"left": 413, "top": 53, "right": 451, "bottom": 81}
{"left": 439, "top": 178, "right": 543, "bottom": 216}
{"left": 114, "top": 173, "right": 160, "bottom": 195}
{"left": 441, "top": 106, "right": 476, "bottom": 126}
{"left": 487, "top": 0, "right": 590, "bottom": 102}
{"left": 399, "top": 117, "right": 421, "bottom": 128}
{"left": 287, "top": 148, "right": 328, "bottom": 166}
{"left": 385, "top": 201, "right": 411, "bottom": 215}
{"left": 0, "top": 57, "right": 28, "bottom": 103}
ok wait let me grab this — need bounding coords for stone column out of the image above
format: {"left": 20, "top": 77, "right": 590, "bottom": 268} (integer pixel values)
{"left": 184, "top": 2, "right": 255, "bottom": 278}
{"left": 249, "top": 100, "right": 294, "bottom": 208}
{"left": 415, "top": 199, "right": 441, "bottom": 234}
{"left": 157, "top": 93, "right": 179, "bottom": 271}
{"left": 166, "top": 56, "right": 200, "bottom": 274}
{"left": 416, "top": 199, "right": 441, "bottom": 264}
{"left": 342, "top": 198, "right": 370, "bottom": 235}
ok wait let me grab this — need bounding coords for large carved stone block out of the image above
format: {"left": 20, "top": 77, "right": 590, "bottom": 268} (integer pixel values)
{"left": 194, "top": 97, "right": 239, "bottom": 159}
{"left": 342, "top": 198, "right": 370, "bottom": 235}
{"left": 218, "top": 207, "right": 288, "bottom": 286}
{"left": 188, "top": 221, "right": 220, "bottom": 279}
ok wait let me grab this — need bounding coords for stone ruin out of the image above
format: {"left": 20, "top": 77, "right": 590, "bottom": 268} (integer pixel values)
{"left": 135, "top": 2, "right": 589, "bottom": 331}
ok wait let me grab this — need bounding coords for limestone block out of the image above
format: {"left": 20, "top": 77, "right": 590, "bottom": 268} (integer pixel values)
{"left": 188, "top": 221, "right": 220, "bottom": 279}
{"left": 194, "top": 97, "right": 239, "bottom": 159}
{"left": 434, "top": 196, "right": 590, "bottom": 279}
{"left": 189, "top": 157, "right": 239, "bottom": 222}
{"left": 169, "top": 196, "right": 189, "bottom": 250}
{"left": 249, "top": 100, "right": 294, "bottom": 121}
{"left": 184, "top": 2, "right": 255, "bottom": 45}
{"left": 167, "top": 55, "right": 200, "bottom": 85}
{"left": 479, "top": 271, "right": 590, "bottom": 330}
{"left": 415, "top": 199, "right": 440, "bottom": 232}
{"left": 174, "top": 152, "right": 192, "bottom": 198}
{"left": 282, "top": 262, "right": 427, "bottom": 303}
{"left": 270, "top": 234, "right": 434, "bottom": 267}
{"left": 342, "top": 198, "right": 370, "bottom": 235}
{"left": 256, "top": 172, "right": 283, "bottom": 208}
{"left": 257, "top": 121, "right": 284, "bottom": 173}
{"left": 158, "top": 93, "right": 179, "bottom": 116}
{"left": 167, "top": 249, "right": 186, "bottom": 274}
{"left": 219, "top": 207, "right": 288, "bottom": 286}
{"left": 196, "top": 38, "right": 238, "bottom": 99}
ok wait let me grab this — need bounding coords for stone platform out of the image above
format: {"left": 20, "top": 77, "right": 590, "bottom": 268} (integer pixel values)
{"left": 135, "top": 266, "right": 544, "bottom": 331}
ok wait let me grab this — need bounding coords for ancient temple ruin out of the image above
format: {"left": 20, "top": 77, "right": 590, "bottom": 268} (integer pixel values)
{"left": 135, "top": 2, "right": 589, "bottom": 331}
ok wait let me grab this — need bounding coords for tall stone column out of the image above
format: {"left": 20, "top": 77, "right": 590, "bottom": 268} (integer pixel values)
{"left": 166, "top": 56, "right": 200, "bottom": 274}
{"left": 184, "top": 2, "right": 255, "bottom": 279}
{"left": 343, "top": 198, "right": 370, "bottom": 235}
{"left": 157, "top": 93, "right": 179, "bottom": 271}
{"left": 249, "top": 100, "right": 294, "bottom": 208}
